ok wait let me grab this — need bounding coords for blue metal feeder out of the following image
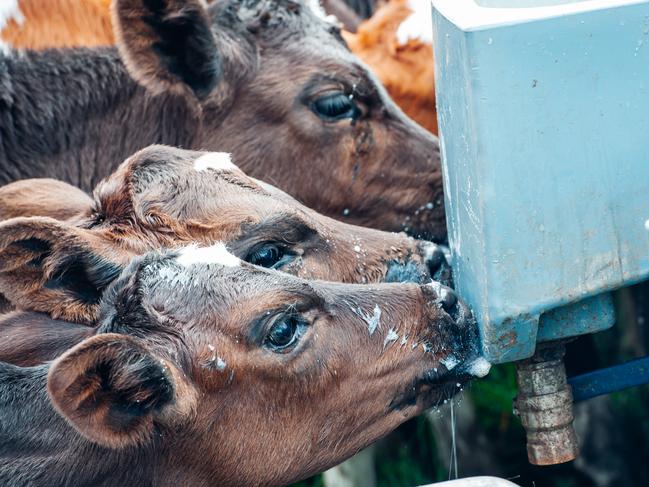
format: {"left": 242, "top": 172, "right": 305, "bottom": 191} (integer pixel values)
{"left": 431, "top": 0, "right": 649, "bottom": 465}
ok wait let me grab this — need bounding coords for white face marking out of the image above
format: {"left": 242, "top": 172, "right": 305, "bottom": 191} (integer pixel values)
{"left": 176, "top": 243, "right": 240, "bottom": 268}
{"left": 396, "top": 0, "right": 434, "bottom": 46}
{"left": 467, "top": 357, "right": 492, "bottom": 378}
{"left": 0, "top": 0, "right": 23, "bottom": 31}
{"left": 193, "top": 152, "right": 236, "bottom": 173}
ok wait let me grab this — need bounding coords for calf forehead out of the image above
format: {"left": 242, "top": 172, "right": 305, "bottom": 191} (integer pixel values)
{"left": 220, "top": 0, "right": 340, "bottom": 44}
{"left": 95, "top": 147, "right": 275, "bottom": 218}
{"left": 135, "top": 253, "right": 314, "bottom": 327}
{"left": 259, "top": 43, "right": 390, "bottom": 106}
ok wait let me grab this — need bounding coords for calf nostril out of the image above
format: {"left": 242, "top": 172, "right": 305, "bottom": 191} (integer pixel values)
{"left": 425, "top": 281, "right": 458, "bottom": 314}
{"left": 424, "top": 244, "right": 446, "bottom": 274}
{"left": 439, "top": 286, "right": 457, "bottom": 312}
{"left": 422, "top": 243, "right": 454, "bottom": 287}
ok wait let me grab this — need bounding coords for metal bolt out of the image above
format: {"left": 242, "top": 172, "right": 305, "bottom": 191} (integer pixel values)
{"left": 513, "top": 342, "right": 579, "bottom": 465}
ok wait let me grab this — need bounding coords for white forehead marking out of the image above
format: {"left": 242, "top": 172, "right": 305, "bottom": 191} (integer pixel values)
{"left": 194, "top": 152, "right": 236, "bottom": 173}
{"left": 176, "top": 243, "right": 240, "bottom": 267}
{"left": 0, "top": 0, "right": 24, "bottom": 31}
{"left": 396, "top": 0, "right": 433, "bottom": 46}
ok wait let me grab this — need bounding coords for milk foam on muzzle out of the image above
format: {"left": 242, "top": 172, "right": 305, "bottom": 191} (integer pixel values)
{"left": 467, "top": 357, "right": 491, "bottom": 378}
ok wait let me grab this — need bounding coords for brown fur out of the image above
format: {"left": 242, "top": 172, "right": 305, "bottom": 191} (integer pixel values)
{"left": 2, "top": 0, "right": 437, "bottom": 133}
{"left": 343, "top": 0, "right": 438, "bottom": 134}
{"left": 1, "top": 0, "right": 444, "bottom": 239}
{"left": 0, "top": 311, "right": 92, "bottom": 366}
{"left": 0, "top": 248, "right": 480, "bottom": 486}
{"left": 0, "top": 145, "right": 449, "bottom": 324}
{"left": 0, "top": 0, "right": 114, "bottom": 49}
{"left": 0, "top": 178, "right": 92, "bottom": 220}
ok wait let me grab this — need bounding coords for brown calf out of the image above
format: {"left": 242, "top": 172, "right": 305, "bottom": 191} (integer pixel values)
{"left": 1, "top": 0, "right": 445, "bottom": 240}
{"left": 343, "top": 0, "right": 438, "bottom": 134}
{"left": 0, "top": 245, "right": 488, "bottom": 486}
{"left": 0, "top": 0, "right": 113, "bottom": 49}
{"left": 0, "top": 145, "right": 449, "bottom": 324}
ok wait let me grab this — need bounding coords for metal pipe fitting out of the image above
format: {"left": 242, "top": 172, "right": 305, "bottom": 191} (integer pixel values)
{"left": 513, "top": 342, "right": 579, "bottom": 465}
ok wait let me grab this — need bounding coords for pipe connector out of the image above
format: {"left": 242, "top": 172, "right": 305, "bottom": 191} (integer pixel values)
{"left": 513, "top": 342, "right": 579, "bottom": 465}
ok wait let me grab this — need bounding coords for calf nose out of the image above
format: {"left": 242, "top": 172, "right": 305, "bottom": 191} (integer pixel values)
{"left": 423, "top": 281, "right": 474, "bottom": 331}
{"left": 421, "top": 242, "right": 453, "bottom": 286}
{"left": 424, "top": 243, "right": 445, "bottom": 272}
{"left": 438, "top": 285, "right": 457, "bottom": 311}
{"left": 425, "top": 281, "right": 458, "bottom": 314}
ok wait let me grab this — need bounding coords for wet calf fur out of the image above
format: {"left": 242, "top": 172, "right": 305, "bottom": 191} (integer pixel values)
{"left": 0, "top": 246, "right": 485, "bottom": 486}
{"left": 0, "top": 0, "right": 445, "bottom": 240}
{"left": 0, "top": 145, "right": 449, "bottom": 324}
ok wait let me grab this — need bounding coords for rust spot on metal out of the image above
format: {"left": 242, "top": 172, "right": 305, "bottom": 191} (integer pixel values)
{"left": 498, "top": 330, "right": 518, "bottom": 348}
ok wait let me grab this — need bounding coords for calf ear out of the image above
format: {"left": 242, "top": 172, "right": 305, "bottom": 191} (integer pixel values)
{"left": 48, "top": 333, "right": 196, "bottom": 448}
{"left": 0, "top": 178, "right": 92, "bottom": 221}
{"left": 0, "top": 217, "right": 122, "bottom": 324}
{"left": 113, "top": 0, "right": 220, "bottom": 99}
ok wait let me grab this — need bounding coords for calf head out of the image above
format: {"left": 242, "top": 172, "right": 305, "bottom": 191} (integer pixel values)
{"left": 0, "top": 145, "right": 449, "bottom": 323}
{"left": 45, "top": 245, "right": 488, "bottom": 485}
{"left": 112, "top": 0, "right": 446, "bottom": 241}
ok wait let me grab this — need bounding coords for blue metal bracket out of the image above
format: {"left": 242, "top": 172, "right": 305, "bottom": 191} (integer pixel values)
{"left": 568, "top": 356, "right": 649, "bottom": 402}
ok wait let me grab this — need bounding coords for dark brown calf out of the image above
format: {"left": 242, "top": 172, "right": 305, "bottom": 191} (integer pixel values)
{"left": 0, "top": 0, "right": 445, "bottom": 241}
{"left": 0, "top": 246, "right": 488, "bottom": 486}
{"left": 0, "top": 145, "right": 449, "bottom": 323}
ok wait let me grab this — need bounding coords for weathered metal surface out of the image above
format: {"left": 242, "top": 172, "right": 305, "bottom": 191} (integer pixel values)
{"left": 513, "top": 343, "right": 579, "bottom": 465}
{"left": 569, "top": 355, "right": 649, "bottom": 402}
{"left": 537, "top": 293, "right": 615, "bottom": 342}
{"left": 431, "top": 0, "right": 649, "bottom": 363}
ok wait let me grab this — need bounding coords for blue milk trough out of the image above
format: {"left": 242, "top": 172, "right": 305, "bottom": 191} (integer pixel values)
{"left": 431, "top": 0, "right": 649, "bottom": 465}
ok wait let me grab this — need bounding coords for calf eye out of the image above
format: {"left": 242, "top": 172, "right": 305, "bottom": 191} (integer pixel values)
{"left": 312, "top": 93, "right": 360, "bottom": 121}
{"left": 265, "top": 315, "right": 306, "bottom": 352}
{"left": 246, "top": 243, "right": 292, "bottom": 269}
